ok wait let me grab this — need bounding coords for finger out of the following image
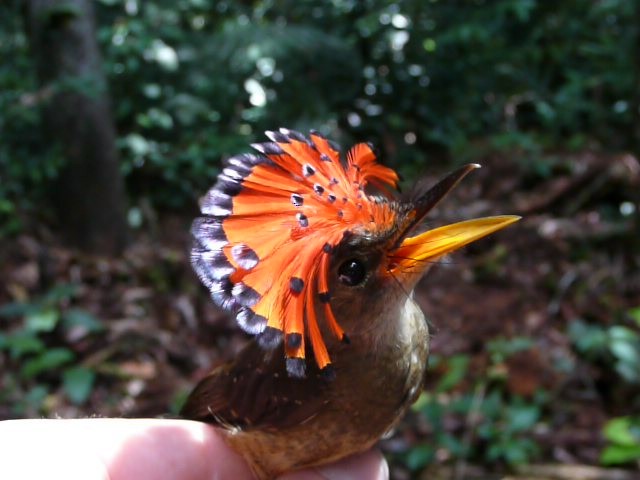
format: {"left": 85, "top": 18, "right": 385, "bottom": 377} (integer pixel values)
{"left": 0, "top": 419, "right": 254, "bottom": 480}
{"left": 88, "top": 419, "right": 255, "bottom": 480}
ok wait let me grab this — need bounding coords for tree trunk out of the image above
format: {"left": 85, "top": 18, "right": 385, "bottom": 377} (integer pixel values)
{"left": 24, "top": 0, "right": 128, "bottom": 254}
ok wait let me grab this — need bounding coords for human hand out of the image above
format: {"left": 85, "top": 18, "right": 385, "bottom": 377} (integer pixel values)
{"left": 0, "top": 418, "right": 388, "bottom": 480}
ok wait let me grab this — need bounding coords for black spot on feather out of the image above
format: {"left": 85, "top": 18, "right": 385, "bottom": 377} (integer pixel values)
{"left": 286, "top": 358, "right": 306, "bottom": 378}
{"left": 291, "top": 193, "right": 304, "bottom": 207}
{"left": 257, "top": 326, "right": 283, "bottom": 349}
{"left": 232, "top": 282, "right": 260, "bottom": 308}
{"left": 296, "top": 213, "right": 309, "bottom": 227}
{"left": 320, "top": 365, "right": 336, "bottom": 381}
{"left": 289, "top": 277, "right": 304, "bottom": 294}
{"left": 302, "top": 164, "right": 316, "bottom": 177}
{"left": 286, "top": 332, "right": 302, "bottom": 349}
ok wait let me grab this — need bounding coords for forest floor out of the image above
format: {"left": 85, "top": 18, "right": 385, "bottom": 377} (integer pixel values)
{"left": 1, "top": 150, "right": 639, "bottom": 478}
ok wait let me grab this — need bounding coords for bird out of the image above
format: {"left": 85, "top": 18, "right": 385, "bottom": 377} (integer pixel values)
{"left": 181, "top": 128, "right": 519, "bottom": 479}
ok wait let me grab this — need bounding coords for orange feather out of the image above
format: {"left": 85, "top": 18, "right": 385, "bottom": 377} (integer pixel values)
{"left": 190, "top": 128, "right": 399, "bottom": 376}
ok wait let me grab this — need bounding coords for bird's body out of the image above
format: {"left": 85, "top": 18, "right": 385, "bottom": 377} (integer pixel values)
{"left": 182, "top": 129, "right": 518, "bottom": 479}
{"left": 183, "top": 295, "right": 428, "bottom": 478}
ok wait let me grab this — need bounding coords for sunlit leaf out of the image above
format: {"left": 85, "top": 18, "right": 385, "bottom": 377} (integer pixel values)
{"left": 25, "top": 308, "right": 60, "bottom": 332}
{"left": 601, "top": 444, "right": 640, "bottom": 465}
{"left": 603, "top": 417, "right": 640, "bottom": 447}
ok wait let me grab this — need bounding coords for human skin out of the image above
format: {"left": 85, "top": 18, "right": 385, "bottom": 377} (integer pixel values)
{"left": 0, "top": 418, "right": 388, "bottom": 480}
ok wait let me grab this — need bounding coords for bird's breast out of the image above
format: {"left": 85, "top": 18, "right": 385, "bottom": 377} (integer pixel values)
{"left": 221, "top": 297, "right": 430, "bottom": 479}
{"left": 336, "top": 295, "right": 430, "bottom": 421}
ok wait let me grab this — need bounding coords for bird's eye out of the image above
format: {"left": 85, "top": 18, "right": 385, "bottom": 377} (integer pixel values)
{"left": 338, "top": 259, "right": 366, "bottom": 286}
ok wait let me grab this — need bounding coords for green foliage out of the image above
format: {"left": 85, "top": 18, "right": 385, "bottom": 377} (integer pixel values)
{"left": 601, "top": 416, "right": 640, "bottom": 466}
{"left": 1, "top": 0, "right": 637, "bottom": 229}
{"left": 486, "top": 336, "right": 535, "bottom": 364}
{"left": 0, "top": 284, "right": 104, "bottom": 413}
{"left": 62, "top": 366, "right": 96, "bottom": 405}
{"left": 568, "top": 317, "right": 640, "bottom": 466}
{"left": 97, "top": 0, "right": 363, "bottom": 208}
{"left": 434, "top": 353, "right": 469, "bottom": 392}
{"left": 569, "top": 318, "right": 640, "bottom": 384}
{"left": 406, "top": 341, "right": 549, "bottom": 472}
{"left": 478, "top": 392, "right": 543, "bottom": 465}
{"left": 407, "top": 387, "right": 545, "bottom": 471}
{"left": 0, "top": 3, "right": 59, "bottom": 235}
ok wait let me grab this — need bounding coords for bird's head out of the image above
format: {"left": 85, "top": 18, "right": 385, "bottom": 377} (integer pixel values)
{"left": 191, "top": 129, "right": 519, "bottom": 378}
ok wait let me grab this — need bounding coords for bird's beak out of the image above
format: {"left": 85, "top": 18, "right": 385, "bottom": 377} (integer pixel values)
{"left": 388, "top": 215, "right": 520, "bottom": 277}
{"left": 387, "top": 164, "right": 520, "bottom": 280}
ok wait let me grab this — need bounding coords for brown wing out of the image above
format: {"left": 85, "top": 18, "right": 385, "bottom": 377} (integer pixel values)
{"left": 180, "top": 340, "right": 332, "bottom": 431}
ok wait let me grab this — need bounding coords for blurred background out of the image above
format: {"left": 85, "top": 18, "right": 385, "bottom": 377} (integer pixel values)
{"left": 1, "top": 0, "right": 639, "bottom": 478}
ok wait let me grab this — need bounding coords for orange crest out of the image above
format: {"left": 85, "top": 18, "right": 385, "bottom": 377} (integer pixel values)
{"left": 191, "top": 128, "right": 399, "bottom": 377}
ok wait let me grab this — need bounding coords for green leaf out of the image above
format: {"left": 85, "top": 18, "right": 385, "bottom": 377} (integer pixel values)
{"left": 439, "top": 432, "right": 467, "bottom": 457}
{"left": 3, "top": 332, "right": 45, "bottom": 359}
{"left": 0, "top": 301, "right": 34, "bottom": 318}
{"left": 20, "top": 348, "right": 75, "bottom": 378}
{"left": 486, "top": 442, "right": 504, "bottom": 461}
{"left": 601, "top": 444, "right": 640, "bottom": 465}
{"left": 63, "top": 308, "right": 104, "bottom": 333}
{"left": 405, "top": 443, "right": 435, "bottom": 471}
{"left": 25, "top": 308, "right": 60, "bottom": 332}
{"left": 486, "top": 336, "right": 534, "bottom": 362}
{"left": 608, "top": 327, "right": 640, "bottom": 382}
{"left": 568, "top": 319, "right": 608, "bottom": 355}
{"left": 63, "top": 366, "right": 95, "bottom": 404}
{"left": 43, "top": 284, "right": 77, "bottom": 303}
{"left": 436, "top": 354, "right": 470, "bottom": 392}
{"left": 20, "top": 385, "right": 49, "bottom": 414}
{"left": 504, "top": 438, "right": 537, "bottom": 464}
{"left": 480, "top": 390, "right": 503, "bottom": 419}
{"left": 609, "top": 326, "right": 640, "bottom": 345}
{"left": 411, "top": 391, "right": 429, "bottom": 412}
{"left": 603, "top": 417, "right": 640, "bottom": 447}
{"left": 628, "top": 307, "right": 640, "bottom": 326}
{"left": 615, "top": 362, "right": 640, "bottom": 384}
{"left": 507, "top": 404, "right": 540, "bottom": 432}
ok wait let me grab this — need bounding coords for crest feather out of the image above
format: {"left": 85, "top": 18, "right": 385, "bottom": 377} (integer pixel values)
{"left": 191, "top": 129, "right": 399, "bottom": 376}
